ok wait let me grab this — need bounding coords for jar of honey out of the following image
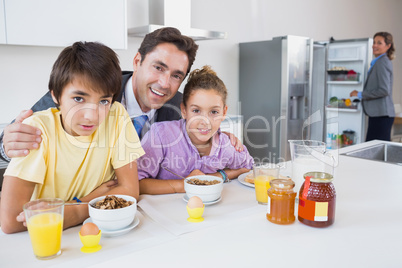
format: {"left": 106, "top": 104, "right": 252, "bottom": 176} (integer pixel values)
{"left": 266, "top": 179, "right": 296, "bottom": 224}
{"left": 298, "top": 172, "right": 336, "bottom": 228}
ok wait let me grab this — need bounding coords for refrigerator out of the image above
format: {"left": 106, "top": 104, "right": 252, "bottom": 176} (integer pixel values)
{"left": 239, "top": 36, "right": 372, "bottom": 162}
{"left": 239, "top": 35, "right": 316, "bottom": 162}
{"left": 317, "top": 38, "right": 373, "bottom": 148}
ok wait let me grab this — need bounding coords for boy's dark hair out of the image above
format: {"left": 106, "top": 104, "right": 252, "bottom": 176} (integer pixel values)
{"left": 49, "top": 41, "right": 122, "bottom": 104}
{"left": 138, "top": 27, "right": 199, "bottom": 76}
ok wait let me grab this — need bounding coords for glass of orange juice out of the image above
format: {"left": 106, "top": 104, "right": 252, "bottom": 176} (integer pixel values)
{"left": 253, "top": 162, "right": 279, "bottom": 204}
{"left": 23, "top": 198, "right": 64, "bottom": 260}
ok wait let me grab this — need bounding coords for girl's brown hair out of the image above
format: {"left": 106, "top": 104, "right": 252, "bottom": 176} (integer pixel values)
{"left": 374, "top": 32, "right": 396, "bottom": 60}
{"left": 182, "top": 65, "right": 227, "bottom": 107}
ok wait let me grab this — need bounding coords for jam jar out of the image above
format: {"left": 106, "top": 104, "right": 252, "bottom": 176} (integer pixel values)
{"left": 298, "top": 172, "right": 336, "bottom": 228}
{"left": 266, "top": 179, "right": 297, "bottom": 225}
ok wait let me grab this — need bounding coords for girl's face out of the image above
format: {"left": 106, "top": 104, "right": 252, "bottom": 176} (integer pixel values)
{"left": 181, "top": 89, "right": 228, "bottom": 146}
{"left": 372, "top": 36, "right": 391, "bottom": 58}
{"left": 51, "top": 79, "right": 113, "bottom": 136}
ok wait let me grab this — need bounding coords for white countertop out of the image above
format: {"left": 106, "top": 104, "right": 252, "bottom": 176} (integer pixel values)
{"left": 1, "top": 140, "right": 402, "bottom": 268}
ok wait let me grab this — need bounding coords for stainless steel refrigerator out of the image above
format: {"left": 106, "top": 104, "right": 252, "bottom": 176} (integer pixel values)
{"left": 239, "top": 35, "right": 318, "bottom": 162}
{"left": 239, "top": 36, "right": 373, "bottom": 162}
{"left": 316, "top": 38, "right": 373, "bottom": 147}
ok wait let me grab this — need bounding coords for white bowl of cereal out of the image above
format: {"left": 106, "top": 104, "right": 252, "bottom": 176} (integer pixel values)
{"left": 184, "top": 175, "right": 224, "bottom": 202}
{"left": 88, "top": 195, "right": 137, "bottom": 231}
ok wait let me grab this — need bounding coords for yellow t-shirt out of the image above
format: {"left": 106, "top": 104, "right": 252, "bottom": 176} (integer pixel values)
{"left": 5, "top": 102, "right": 145, "bottom": 201}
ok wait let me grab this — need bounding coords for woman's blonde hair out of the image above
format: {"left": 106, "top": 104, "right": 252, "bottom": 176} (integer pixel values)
{"left": 182, "top": 65, "right": 227, "bottom": 106}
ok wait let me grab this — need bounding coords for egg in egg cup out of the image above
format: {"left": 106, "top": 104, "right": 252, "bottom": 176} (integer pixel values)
{"left": 79, "top": 231, "right": 102, "bottom": 253}
{"left": 186, "top": 205, "right": 205, "bottom": 223}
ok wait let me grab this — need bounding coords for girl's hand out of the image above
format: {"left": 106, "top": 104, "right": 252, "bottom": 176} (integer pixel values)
{"left": 186, "top": 169, "right": 205, "bottom": 178}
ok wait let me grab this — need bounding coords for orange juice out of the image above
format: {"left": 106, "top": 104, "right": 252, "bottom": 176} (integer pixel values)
{"left": 27, "top": 212, "right": 63, "bottom": 258}
{"left": 254, "top": 175, "right": 275, "bottom": 204}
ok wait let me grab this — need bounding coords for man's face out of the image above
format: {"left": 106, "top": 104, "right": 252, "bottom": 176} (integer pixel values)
{"left": 132, "top": 43, "right": 189, "bottom": 112}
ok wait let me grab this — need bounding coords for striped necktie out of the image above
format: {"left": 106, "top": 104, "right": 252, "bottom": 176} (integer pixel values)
{"left": 133, "top": 115, "right": 148, "bottom": 138}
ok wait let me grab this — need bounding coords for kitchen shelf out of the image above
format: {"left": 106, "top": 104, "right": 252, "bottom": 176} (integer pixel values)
{"left": 327, "top": 81, "right": 361, "bottom": 85}
{"left": 328, "top": 58, "right": 363, "bottom": 62}
{"left": 325, "top": 107, "right": 359, "bottom": 113}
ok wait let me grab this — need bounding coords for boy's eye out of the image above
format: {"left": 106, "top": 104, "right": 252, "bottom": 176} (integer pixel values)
{"left": 73, "top": 97, "right": 84, "bottom": 103}
{"left": 192, "top": 109, "right": 200, "bottom": 113}
{"left": 211, "top": 110, "right": 219, "bottom": 115}
{"left": 100, "top": 100, "right": 110, "bottom": 106}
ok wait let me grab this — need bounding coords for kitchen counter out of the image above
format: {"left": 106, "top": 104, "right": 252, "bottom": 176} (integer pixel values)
{"left": 1, "top": 140, "right": 401, "bottom": 268}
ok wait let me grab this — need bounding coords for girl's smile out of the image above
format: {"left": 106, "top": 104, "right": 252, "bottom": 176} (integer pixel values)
{"left": 181, "top": 89, "right": 227, "bottom": 150}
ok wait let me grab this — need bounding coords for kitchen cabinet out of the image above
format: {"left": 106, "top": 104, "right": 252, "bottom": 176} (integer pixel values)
{"left": 0, "top": 0, "right": 5, "bottom": 44}
{"left": 4, "top": 0, "right": 127, "bottom": 49}
{"left": 324, "top": 39, "right": 373, "bottom": 147}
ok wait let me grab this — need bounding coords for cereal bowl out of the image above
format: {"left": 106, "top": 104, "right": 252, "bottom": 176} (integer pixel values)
{"left": 184, "top": 175, "right": 224, "bottom": 202}
{"left": 88, "top": 195, "right": 137, "bottom": 231}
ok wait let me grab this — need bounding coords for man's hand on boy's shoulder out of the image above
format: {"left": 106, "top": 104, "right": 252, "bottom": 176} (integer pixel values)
{"left": 2, "top": 110, "right": 42, "bottom": 159}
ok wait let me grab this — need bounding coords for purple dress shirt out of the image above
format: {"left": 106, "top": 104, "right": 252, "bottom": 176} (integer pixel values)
{"left": 137, "top": 119, "right": 254, "bottom": 180}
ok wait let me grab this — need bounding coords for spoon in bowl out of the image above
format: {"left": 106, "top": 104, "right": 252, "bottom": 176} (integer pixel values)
{"left": 162, "top": 167, "right": 195, "bottom": 184}
{"left": 65, "top": 202, "right": 96, "bottom": 208}
{"left": 65, "top": 202, "right": 89, "bottom": 206}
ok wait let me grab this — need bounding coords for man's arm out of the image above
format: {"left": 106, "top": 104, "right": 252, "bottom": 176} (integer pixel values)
{"left": 0, "top": 92, "right": 55, "bottom": 161}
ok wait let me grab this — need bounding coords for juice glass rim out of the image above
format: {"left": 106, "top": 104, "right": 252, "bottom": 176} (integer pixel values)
{"left": 23, "top": 198, "right": 65, "bottom": 212}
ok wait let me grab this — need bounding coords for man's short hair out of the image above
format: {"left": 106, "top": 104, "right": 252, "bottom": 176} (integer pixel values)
{"left": 138, "top": 27, "right": 199, "bottom": 76}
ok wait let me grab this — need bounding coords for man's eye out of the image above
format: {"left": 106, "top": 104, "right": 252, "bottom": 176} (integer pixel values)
{"left": 173, "top": 74, "right": 183, "bottom": 80}
{"left": 155, "top": 65, "right": 162, "bottom": 71}
{"left": 73, "top": 97, "right": 84, "bottom": 103}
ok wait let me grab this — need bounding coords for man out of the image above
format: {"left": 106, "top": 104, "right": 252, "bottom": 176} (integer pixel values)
{"left": 0, "top": 27, "right": 241, "bottom": 162}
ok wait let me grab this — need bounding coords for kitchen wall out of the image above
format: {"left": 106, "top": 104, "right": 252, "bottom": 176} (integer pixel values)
{"left": 1, "top": 0, "right": 401, "bottom": 124}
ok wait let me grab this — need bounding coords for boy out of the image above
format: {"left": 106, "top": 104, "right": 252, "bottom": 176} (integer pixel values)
{"left": 0, "top": 42, "right": 144, "bottom": 234}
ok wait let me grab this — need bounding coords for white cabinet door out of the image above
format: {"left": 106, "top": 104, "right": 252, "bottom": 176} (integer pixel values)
{"left": 5, "top": 0, "right": 127, "bottom": 49}
{"left": 0, "top": 0, "right": 6, "bottom": 44}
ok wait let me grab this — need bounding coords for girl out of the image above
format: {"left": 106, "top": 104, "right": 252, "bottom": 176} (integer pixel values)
{"left": 137, "top": 66, "right": 253, "bottom": 194}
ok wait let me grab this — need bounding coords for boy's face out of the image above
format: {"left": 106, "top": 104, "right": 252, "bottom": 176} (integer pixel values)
{"left": 132, "top": 42, "right": 189, "bottom": 113}
{"left": 51, "top": 80, "right": 113, "bottom": 136}
{"left": 181, "top": 89, "right": 227, "bottom": 146}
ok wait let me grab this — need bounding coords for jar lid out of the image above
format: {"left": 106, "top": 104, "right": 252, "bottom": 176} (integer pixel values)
{"left": 303, "top": 172, "right": 333, "bottom": 183}
{"left": 270, "top": 179, "right": 295, "bottom": 189}
{"left": 342, "top": 129, "right": 355, "bottom": 134}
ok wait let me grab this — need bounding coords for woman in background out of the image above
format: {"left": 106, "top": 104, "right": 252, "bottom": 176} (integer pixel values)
{"left": 350, "top": 32, "right": 396, "bottom": 141}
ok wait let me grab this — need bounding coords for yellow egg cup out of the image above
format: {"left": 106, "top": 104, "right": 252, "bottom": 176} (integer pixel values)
{"left": 186, "top": 205, "right": 205, "bottom": 223}
{"left": 79, "top": 231, "right": 102, "bottom": 253}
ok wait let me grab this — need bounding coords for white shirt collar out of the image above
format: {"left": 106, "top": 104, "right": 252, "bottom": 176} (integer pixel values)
{"left": 123, "top": 76, "right": 156, "bottom": 120}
